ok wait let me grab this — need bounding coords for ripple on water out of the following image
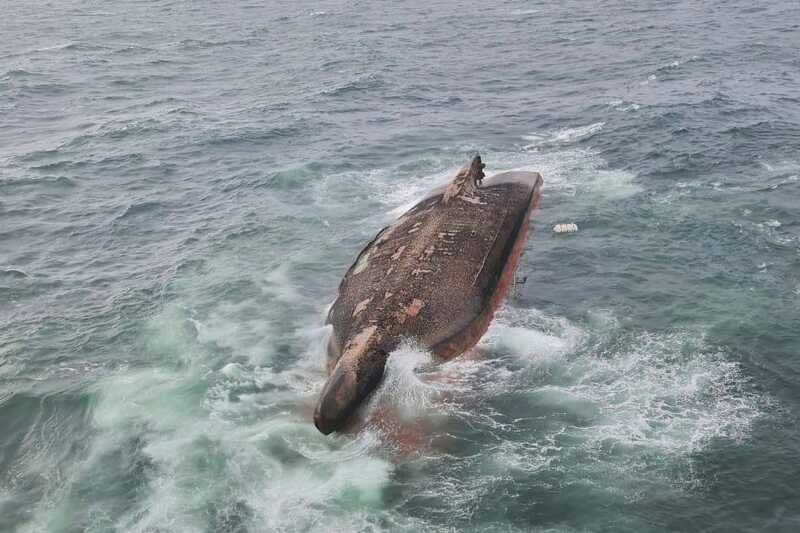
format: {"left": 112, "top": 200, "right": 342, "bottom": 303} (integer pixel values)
{"left": 114, "top": 201, "right": 164, "bottom": 221}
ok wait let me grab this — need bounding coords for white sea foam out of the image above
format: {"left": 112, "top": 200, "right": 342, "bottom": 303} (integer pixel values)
{"left": 551, "top": 122, "right": 605, "bottom": 143}
{"left": 737, "top": 217, "right": 797, "bottom": 248}
{"left": 641, "top": 74, "right": 657, "bottom": 85}
{"left": 317, "top": 305, "right": 771, "bottom": 522}
{"left": 27, "top": 288, "right": 771, "bottom": 532}
{"left": 359, "top": 122, "right": 637, "bottom": 220}
{"left": 367, "top": 343, "right": 436, "bottom": 422}
{"left": 467, "top": 311, "right": 769, "bottom": 497}
{"left": 316, "top": 126, "right": 638, "bottom": 229}
{"left": 393, "top": 305, "right": 770, "bottom": 492}
{"left": 33, "top": 42, "right": 75, "bottom": 53}
{"left": 486, "top": 324, "right": 573, "bottom": 357}
{"left": 658, "top": 55, "right": 700, "bottom": 72}
{"left": 379, "top": 146, "right": 641, "bottom": 221}
{"left": 481, "top": 306, "right": 583, "bottom": 362}
{"left": 496, "top": 148, "right": 641, "bottom": 200}
{"left": 556, "top": 330, "right": 765, "bottom": 453}
{"left": 246, "top": 446, "right": 392, "bottom": 531}
{"left": 383, "top": 167, "right": 453, "bottom": 217}
{"left": 607, "top": 99, "right": 641, "bottom": 112}
{"left": 490, "top": 433, "right": 562, "bottom": 474}
{"left": 523, "top": 122, "right": 605, "bottom": 148}
{"left": 511, "top": 9, "right": 540, "bottom": 17}
{"left": 63, "top": 303, "right": 395, "bottom": 533}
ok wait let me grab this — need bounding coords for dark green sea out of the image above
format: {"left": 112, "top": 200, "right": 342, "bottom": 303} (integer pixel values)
{"left": 2, "top": 1, "right": 799, "bottom": 531}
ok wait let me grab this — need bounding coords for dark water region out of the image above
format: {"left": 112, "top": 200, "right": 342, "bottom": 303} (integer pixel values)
{"left": 1, "top": 0, "right": 800, "bottom": 531}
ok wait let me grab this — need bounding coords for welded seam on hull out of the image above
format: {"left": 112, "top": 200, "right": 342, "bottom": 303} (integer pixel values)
{"left": 433, "top": 183, "right": 540, "bottom": 357}
{"left": 471, "top": 210, "right": 506, "bottom": 287}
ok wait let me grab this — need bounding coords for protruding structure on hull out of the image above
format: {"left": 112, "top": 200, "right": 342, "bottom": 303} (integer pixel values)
{"left": 314, "top": 155, "right": 543, "bottom": 434}
{"left": 443, "top": 154, "right": 485, "bottom": 203}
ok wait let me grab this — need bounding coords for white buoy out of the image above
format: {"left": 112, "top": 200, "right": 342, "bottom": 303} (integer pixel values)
{"left": 553, "top": 223, "right": 579, "bottom": 234}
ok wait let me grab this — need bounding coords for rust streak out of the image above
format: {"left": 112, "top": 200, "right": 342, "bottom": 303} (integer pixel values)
{"left": 405, "top": 298, "right": 425, "bottom": 317}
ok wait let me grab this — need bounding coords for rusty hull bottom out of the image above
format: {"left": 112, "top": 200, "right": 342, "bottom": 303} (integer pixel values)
{"left": 432, "top": 182, "right": 541, "bottom": 360}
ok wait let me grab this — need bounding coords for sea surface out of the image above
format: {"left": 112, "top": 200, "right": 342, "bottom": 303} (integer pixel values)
{"left": 2, "top": 1, "right": 799, "bottom": 531}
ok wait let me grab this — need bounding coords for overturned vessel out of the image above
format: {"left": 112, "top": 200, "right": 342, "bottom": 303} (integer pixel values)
{"left": 314, "top": 155, "right": 543, "bottom": 434}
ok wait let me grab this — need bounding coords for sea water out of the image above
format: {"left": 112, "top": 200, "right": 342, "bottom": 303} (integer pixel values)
{"left": 1, "top": 1, "right": 799, "bottom": 531}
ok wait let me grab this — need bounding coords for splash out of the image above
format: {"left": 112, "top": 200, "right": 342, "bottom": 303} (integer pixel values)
{"left": 373, "top": 144, "right": 640, "bottom": 226}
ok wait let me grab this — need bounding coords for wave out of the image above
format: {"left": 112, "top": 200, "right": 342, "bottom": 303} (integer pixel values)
{"left": 606, "top": 99, "right": 641, "bottom": 112}
{"left": 655, "top": 55, "right": 701, "bottom": 74}
{"left": 373, "top": 143, "right": 641, "bottom": 223}
{"left": 522, "top": 121, "right": 605, "bottom": 147}
{"left": 0, "top": 175, "right": 76, "bottom": 189}
{"left": 551, "top": 122, "right": 606, "bottom": 143}
{"left": 0, "top": 42, "right": 93, "bottom": 60}
{"left": 115, "top": 201, "right": 163, "bottom": 221}
{"left": 0, "top": 267, "right": 30, "bottom": 279}
{"left": 318, "top": 73, "right": 384, "bottom": 97}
